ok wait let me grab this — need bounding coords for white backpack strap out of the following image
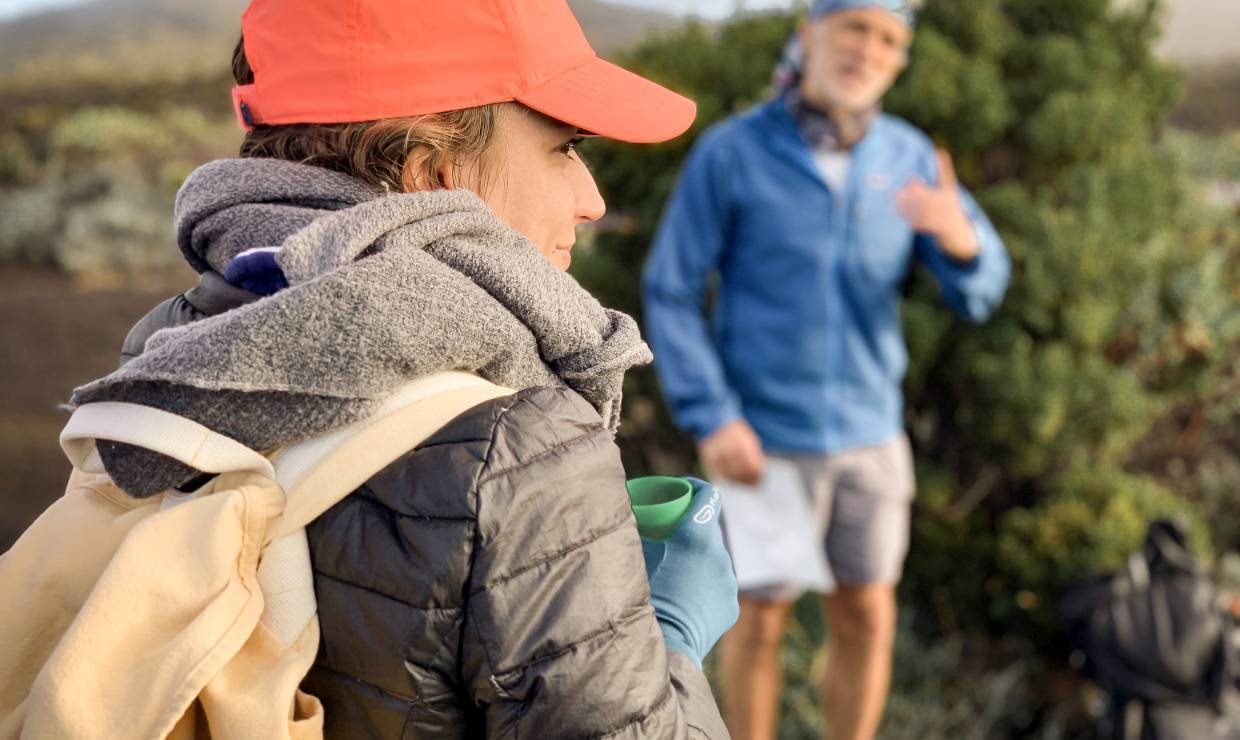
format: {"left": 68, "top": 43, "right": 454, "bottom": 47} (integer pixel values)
{"left": 60, "top": 401, "right": 275, "bottom": 479}
{"left": 270, "top": 371, "right": 514, "bottom": 538}
{"left": 58, "top": 373, "right": 514, "bottom": 649}
{"left": 256, "top": 372, "right": 514, "bottom": 646}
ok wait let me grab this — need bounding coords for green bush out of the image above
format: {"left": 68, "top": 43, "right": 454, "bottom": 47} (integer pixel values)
{"left": 0, "top": 105, "right": 237, "bottom": 272}
{"left": 0, "top": 131, "right": 36, "bottom": 185}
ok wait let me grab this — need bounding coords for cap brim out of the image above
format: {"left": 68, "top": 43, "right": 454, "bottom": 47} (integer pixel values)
{"left": 516, "top": 57, "right": 696, "bottom": 144}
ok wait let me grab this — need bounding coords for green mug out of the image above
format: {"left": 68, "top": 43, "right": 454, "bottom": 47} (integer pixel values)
{"left": 626, "top": 476, "right": 694, "bottom": 540}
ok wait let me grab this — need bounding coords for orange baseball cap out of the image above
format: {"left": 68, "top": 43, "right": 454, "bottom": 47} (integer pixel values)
{"left": 231, "top": 0, "right": 696, "bottom": 144}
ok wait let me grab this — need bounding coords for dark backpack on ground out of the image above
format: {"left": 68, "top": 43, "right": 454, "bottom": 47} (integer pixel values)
{"left": 1061, "top": 519, "right": 1240, "bottom": 740}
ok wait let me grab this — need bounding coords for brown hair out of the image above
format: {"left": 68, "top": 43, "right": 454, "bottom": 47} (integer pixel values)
{"left": 232, "top": 37, "right": 503, "bottom": 194}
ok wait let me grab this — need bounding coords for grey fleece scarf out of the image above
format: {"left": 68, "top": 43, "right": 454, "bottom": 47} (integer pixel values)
{"left": 71, "top": 158, "right": 652, "bottom": 497}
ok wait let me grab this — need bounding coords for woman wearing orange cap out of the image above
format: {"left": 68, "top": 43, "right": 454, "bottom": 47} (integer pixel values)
{"left": 79, "top": 0, "right": 736, "bottom": 736}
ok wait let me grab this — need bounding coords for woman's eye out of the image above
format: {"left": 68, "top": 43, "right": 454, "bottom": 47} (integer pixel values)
{"left": 560, "top": 136, "right": 585, "bottom": 157}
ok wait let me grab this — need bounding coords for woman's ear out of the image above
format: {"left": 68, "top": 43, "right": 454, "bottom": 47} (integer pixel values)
{"left": 401, "top": 154, "right": 430, "bottom": 192}
{"left": 401, "top": 150, "right": 456, "bottom": 192}
{"left": 437, "top": 162, "right": 457, "bottom": 190}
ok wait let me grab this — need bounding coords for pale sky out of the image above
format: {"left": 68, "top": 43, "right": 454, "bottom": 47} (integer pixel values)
{"left": 0, "top": 0, "right": 81, "bottom": 20}
{"left": 1, "top": 0, "right": 801, "bottom": 23}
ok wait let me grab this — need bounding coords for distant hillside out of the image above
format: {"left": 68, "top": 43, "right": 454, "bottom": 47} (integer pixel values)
{"left": 572, "top": 0, "right": 680, "bottom": 55}
{"left": 0, "top": 0, "right": 245, "bottom": 85}
{"left": 0, "top": 0, "right": 678, "bottom": 91}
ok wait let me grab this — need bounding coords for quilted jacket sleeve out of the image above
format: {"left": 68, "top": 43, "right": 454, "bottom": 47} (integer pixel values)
{"left": 461, "top": 386, "right": 729, "bottom": 739}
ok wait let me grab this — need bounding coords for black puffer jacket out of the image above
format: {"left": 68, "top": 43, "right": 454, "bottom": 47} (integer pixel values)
{"left": 124, "top": 273, "right": 729, "bottom": 739}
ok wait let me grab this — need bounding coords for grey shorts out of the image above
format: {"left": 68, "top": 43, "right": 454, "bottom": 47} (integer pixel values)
{"left": 743, "top": 434, "right": 915, "bottom": 602}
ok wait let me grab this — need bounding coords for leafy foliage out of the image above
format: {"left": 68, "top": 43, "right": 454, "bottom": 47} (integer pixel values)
{"left": 0, "top": 105, "right": 238, "bottom": 271}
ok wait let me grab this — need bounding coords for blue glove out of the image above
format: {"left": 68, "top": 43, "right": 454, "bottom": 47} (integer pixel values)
{"left": 642, "top": 477, "right": 739, "bottom": 667}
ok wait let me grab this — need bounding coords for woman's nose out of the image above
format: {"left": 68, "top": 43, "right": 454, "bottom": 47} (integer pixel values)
{"left": 570, "top": 160, "right": 606, "bottom": 223}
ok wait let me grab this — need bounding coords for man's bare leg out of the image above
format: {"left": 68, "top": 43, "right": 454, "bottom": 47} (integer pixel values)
{"left": 719, "top": 596, "right": 794, "bottom": 740}
{"left": 821, "top": 584, "right": 897, "bottom": 740}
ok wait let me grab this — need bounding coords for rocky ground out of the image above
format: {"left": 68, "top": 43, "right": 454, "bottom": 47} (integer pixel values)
{"left": 0, "top": 265, "right": 193, "bottom": 549}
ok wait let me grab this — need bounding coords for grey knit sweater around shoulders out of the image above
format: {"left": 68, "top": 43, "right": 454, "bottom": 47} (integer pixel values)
{"left": 71, "top": 158, "right": 652, "bottom": 496}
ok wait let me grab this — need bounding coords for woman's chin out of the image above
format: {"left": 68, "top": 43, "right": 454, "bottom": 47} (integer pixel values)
{"left": 550, "top": 249, "right": 572, "bottom": 271}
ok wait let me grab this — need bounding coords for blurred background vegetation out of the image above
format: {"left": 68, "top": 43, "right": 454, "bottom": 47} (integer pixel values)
{"left": 0, "top": 0, "right": 1236, "bottom": 737}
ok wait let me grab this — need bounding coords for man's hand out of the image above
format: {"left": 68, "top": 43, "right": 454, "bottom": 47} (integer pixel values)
{"left": 698, "top": 419, "right": 765, "bottom": 486}
{"left": 895, "top": 149, "right": 979, "bottom": 263}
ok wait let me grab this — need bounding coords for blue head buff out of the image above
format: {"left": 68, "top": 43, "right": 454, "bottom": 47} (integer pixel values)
{"left": 809, "top": 0, "right": 916, "bottom": 26}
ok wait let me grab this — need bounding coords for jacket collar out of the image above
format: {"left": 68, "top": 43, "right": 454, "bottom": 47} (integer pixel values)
{"left": 754, "top": 99, "right": 885, "bottom": 194}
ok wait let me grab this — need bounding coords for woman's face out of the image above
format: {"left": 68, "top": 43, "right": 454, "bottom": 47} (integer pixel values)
{"left": 472, "top": 105, "right": 606, "bottom": 271}
{"left": 799, "top": 8, "right": 910, "bottom": 115}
